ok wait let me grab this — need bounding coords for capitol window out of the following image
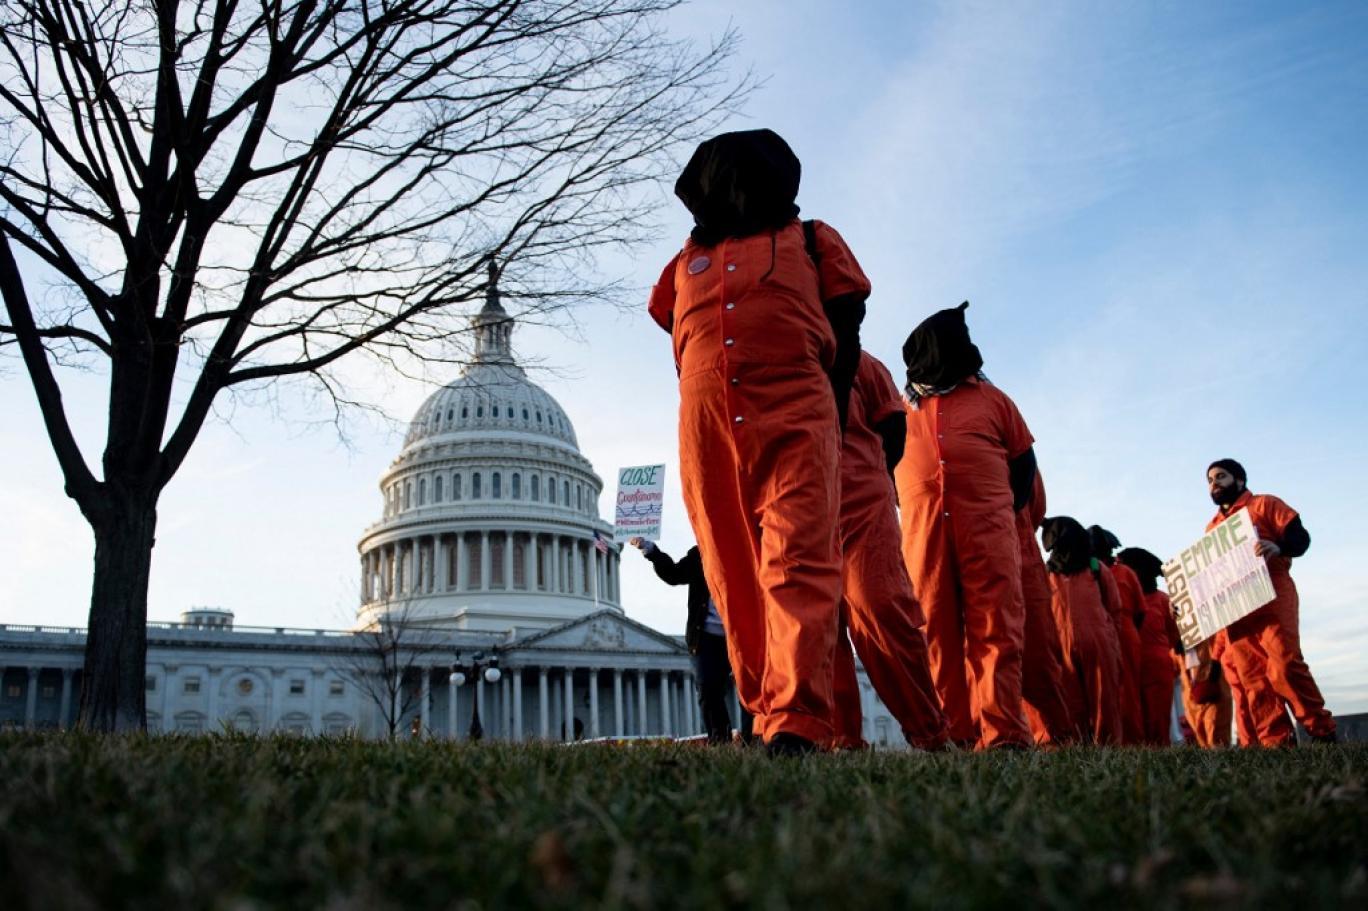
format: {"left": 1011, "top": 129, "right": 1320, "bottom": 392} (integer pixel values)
{"left": 434, "top": 475, "right": 444, "bottom": 503}
{"left": 145, "top": 675, "right": 157, "bottom": 692}
{"left": 447, "top": 409, "right": 453, "bottom": 422}
{"left": 548, "top": 476, "right": 557, "bottom": 504}
{"left": 492, "top": 404, "right": 499, "bottom": 417}
{"left": 511, "top": 473, "right": 521, "bottom": 499}
{"left": 418, "top": 478, "right": 427, "bottom": 506}
{"left": 476, "top": 405, "right": 484, "bottom": 417}
{"left": 329, "top": 680, "right": 345, "bottom": 697}
{"left": 522, "top": 408, "right": 529, "bottom": 421}
{"left": 472, "top": 473, "right": 482, "bottom": 498}
{"left": 536, "top": 410, "right": 542, "bottom": 423}
{"left": 563, "top": 480, "right": 570, "bottom": 505}
{"left": 531, "top": 475, "right": 540, "bottom": 501}
{"left": 289, "top": 679, "right": 305, "bottom": 696}
{"left": 453, "top": 473, "right": 463, "bottom": 500}
{"left": 576, "top": 485, "right": 582, "bottom": 511}
{"left": 403, "top": 482, "right": 412, "bottom": 509}
{"left": 184, "top": 677, "right": 201, "bottom": 694}
{"left": 492, "top": 472, "right": 502, "bottom": 499}
{"left": 462, "top": 406, "right": 469, "bottom": 419}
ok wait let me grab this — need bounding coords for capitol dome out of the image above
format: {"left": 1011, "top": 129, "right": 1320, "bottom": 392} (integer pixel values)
{"left": 357, "top": 269, "right": 621, "bottom": 632}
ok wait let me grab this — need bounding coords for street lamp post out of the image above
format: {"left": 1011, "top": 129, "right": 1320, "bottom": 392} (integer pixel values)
{"left": 448, "top": 652, "right": 502, "bottom": 741}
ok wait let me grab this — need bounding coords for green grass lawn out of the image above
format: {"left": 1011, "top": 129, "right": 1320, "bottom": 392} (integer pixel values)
{"left": 1, "top": 734, "right": 1364, "bottom": 909}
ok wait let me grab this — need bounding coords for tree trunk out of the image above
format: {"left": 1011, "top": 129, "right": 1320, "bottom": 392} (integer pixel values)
{"left": 79, "top": 492, "right": 158, "bottom": 732}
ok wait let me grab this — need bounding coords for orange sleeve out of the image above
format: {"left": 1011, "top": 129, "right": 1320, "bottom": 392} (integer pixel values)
{"left": 646, "top": 252, "right": 680, "bottom": 333}
{"left": 864, "top": 355, "right": 904, "bottom": 425}
{"left": 1254, "top": 494, "right": 1300, "bottom": 538}
{"left": 1099, "top": 565, "right": 1124, "bottom": 619}
{"left": 811, "top": 220, "right": 872, "bottom": 304}
{"left": 994, "top": 387, "right": 1035, "bottom": 459}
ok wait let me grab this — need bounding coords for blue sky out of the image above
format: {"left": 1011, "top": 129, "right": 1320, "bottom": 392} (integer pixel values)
{"left": 3, "top": 1, "right": 1366, "bottom": 711}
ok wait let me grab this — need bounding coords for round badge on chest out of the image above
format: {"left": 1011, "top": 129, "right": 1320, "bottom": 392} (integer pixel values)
{"left": 687, "top": 255, "right": 711, "bottom": 275}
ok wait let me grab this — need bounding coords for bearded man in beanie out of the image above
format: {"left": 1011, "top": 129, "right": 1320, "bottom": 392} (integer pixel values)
{"left": 894, "top": 302, "right": 1036, "bottom": 749}
{"left": 1204, "top": 459, "right": 1336, "bottom": 744}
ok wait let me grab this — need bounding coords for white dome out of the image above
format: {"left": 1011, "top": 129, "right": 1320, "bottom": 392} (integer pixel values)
{"left": 356, "top": 272, "right": 621, "bottom": 633}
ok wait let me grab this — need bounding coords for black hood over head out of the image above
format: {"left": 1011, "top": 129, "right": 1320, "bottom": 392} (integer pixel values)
{"left": 1117, "top": 547, "right": 1165, "bottom": 594}
{"left": 674, "top": 129, "right": 800, "bottom": 246}
{"left": 902, "top": 301, "right": 984, "bottom": 391}
{"left": 1042, "top": 516, "right": 1093, "bottom": 575}
{"left": 1087, "top": 525, "right": 1121, "bottom": 563}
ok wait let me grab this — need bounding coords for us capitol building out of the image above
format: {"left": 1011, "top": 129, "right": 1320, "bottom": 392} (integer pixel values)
{"left": 0, "top": 281, "right": 905, "bottom": 746}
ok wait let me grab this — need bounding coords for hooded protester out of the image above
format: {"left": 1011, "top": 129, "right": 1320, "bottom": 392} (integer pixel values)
{"left": 1041, "top": 516, "right": 1123, "bottom": 745}
{"left": 828, "top": 352, "right": 948, "bottom": 751}
{"left": 895, "top": 303, "right": 1037, "bottom": 749}
{"left": 647, "top": 130, "right": 870, "bottom": 756}
{"left": 1116, "top": 546, "right": 1183, "bottom": 745}
{"left": 1203, "top": 459, "right": 1336, "bottom": 745}
{"left": 1016, "top": 472, "right": 1085, "bottom": 746}
{"left": 1089, "top": 526, "right": 1146, "bottom": 744}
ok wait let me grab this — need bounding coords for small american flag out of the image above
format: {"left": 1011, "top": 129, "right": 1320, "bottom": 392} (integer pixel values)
{"left": 592, "top": 530, "right": 611, "bottom": 554}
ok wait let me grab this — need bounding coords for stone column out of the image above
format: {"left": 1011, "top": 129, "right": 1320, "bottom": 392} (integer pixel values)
{"left": 387, "top": 543, "right": 398, "bottom": 597}
{"left": 685, "top": 673, "right": 698, "bottom": 735}
{"left": 436, "top": 536, "right": 449, "bottom": 591}
{"left": 538, "top": 667, "right": 549, "bottom": 739}
{"left": 613, "top": 669, "right": 624, "bottom": 737}
{"left": 588, "top": 668, "right": 600, "bottom": 739}
{"left": 447, "top": 671, "right": 459, "bottom": 740}
{"left": 24, "top": 667, "right": 39, "bottom": 728}
{"left": 512, "top": 670, "right": 524, "bottom": 742}
{"left": 503, "top": 533, "right": 514, "bottom": 592}
{"left": 572, "top": 540, "right": 584, "bottom": 595}
{"left": 550, "top": 537, "right": 561, "bottom": 593}
{"left": 310, "top": 668, "right": 324, "bottom": 734}
{"left": 475, "top": 677, "right": 485, "bottom": 733}
{"left": 660, "top": 671, "right": 672, "bottom": 738}
{"left": 58, "top": 668, "right": 74, "bottom": 729}
{"left": 419, "top": 668, "right": 431, "bottom": 736}
{"left": 563, "top": 668, "right": 575, "bottom": 741}
{"left": 501, "top": 672, "right": 512, "bottom": 740}
{"left": 524, "top": 535, "right": 537, "bottom": 591}
{"left": 456, "top": 534, "right": 467, "bottom": 590}
{"left": 637, "top": 670, "right": 648, "bottom": 736}
{"left": 207, "top": 667, "right": 222, "bottom": 730}
{"left": 480, "top": 532, "right": 491, "bottom": 591}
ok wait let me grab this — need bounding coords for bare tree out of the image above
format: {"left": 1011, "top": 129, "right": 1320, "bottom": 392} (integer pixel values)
{"left": 336, "top": 600, "right": 445, "bottom": 740}
{"left": 0, "top": 0, "right": 746, "bottom": 730}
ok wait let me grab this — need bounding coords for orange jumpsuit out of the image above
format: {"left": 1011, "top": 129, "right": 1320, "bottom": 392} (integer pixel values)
{"left": 1048, "top": 569, "right": 1123, "bottom": 745}
{"left": 1136, "top": 590, "right": 1180, "bottom": 745}
{"left": 830, "top": 354, "right": 948, "bottom": 750}
{"left": 1106, "top": 562, "right": 1148, "bottom": 744}
{"left": 1207, "top": 491, "right": 1336, "bottom": 743}
{"left": 1017, "top": 474, "right": 1083, "bottom": 745}
{"left": 649, "top": 218, "right": 869, "bottom": 745}
{"left": 896, "top": 377, "right": 1033, "bottom": 749}
{"left": 1176, "top": 641, "right": 1232, "bottom": 747}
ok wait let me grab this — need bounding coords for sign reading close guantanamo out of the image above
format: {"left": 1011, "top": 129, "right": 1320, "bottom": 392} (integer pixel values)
{"left": 1163, "top": 506, "right": 1277, "bottom": 650}
{"left": 614, "top": 464, "right": 666, "bottom": 543}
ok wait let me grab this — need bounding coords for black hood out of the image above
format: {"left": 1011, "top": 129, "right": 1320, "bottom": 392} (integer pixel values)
{"left": 1042, "top": 516, "right": 1093, "bottom": 575}
{"left": 1087, "top": 525, "right": 1121, "bottom": 563}
{"left": 1117, "top": 547, "right": 1164, "bottom": 594}
{"left": 674, "top": 129, "right": 800, "bottom": 246}
{"left": 902, "top": 301, "right": 984, "bottom": 391}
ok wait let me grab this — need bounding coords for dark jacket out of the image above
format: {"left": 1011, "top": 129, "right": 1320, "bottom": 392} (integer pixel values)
{"left": 645, "top": 545, "right": 712, "bottom": 654}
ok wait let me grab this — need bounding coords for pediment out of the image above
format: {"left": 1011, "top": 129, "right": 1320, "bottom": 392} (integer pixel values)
{"left": 513, "top": 611, "right": 685, "bottom": 655}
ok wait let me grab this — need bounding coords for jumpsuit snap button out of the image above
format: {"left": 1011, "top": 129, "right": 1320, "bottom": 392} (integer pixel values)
{"left": 724, "top": 338, "right": 735, "bottom": 346}
{"left": 726, "top": 264, "right": 736, "bottom": 272}
{"left": 734, "top": 415, "right": 744, "bottom": 424}
{"left": 730, "top": 377, "right": 739, "bottom": 385}
{"left": 943, "top": 511, "right": 950, "bottom": 517}
{"left": 725, "top": 302, "right": 736, "bottom": 310}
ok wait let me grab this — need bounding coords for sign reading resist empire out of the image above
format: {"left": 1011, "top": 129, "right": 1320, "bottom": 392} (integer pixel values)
{"left": 1163, "top": 507, "right": 1278, "bottom": 650}
{"left": 614, "top": 464, "right": 666, "bottom": 543}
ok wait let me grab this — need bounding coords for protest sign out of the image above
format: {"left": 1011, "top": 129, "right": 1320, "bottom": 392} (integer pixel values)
{"left": 614, "top": 464, "right": 666, "bottom": 542}
{"left": 1163, "top": 507, "right": 1277, "bottom": 650}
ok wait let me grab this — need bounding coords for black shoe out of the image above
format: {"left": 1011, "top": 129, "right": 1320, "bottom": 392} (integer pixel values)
{"left": 765, "top": 732, "right": 816, "bottom": 758}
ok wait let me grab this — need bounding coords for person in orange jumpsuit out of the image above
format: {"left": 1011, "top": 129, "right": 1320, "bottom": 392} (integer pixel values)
{"left": 829, "top": 352, "right": 949, "bottom": 751}
{"left": 1040, "top": 517, "right": 1122, "bottom": 744}
{"left": 1017, "top": 472, "right": 1083, "bottom": 745}
{"left": 647, "top": 130, "right": 870, "bottom": 756}
{"left": 1205, "top": 459, "right": 1337, "bottom": 745}
{"left": 895, "top": 303, "right": 1035, "bottom": 750}
{"left": 1116, "top": 547, "right": 1182, "bottom": 745}
{"left": 1176, "top": 639, "right": 1233, "bottom": 748}
{"left": 1089, "top": 527, "right": 1146, "bottom": 744}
